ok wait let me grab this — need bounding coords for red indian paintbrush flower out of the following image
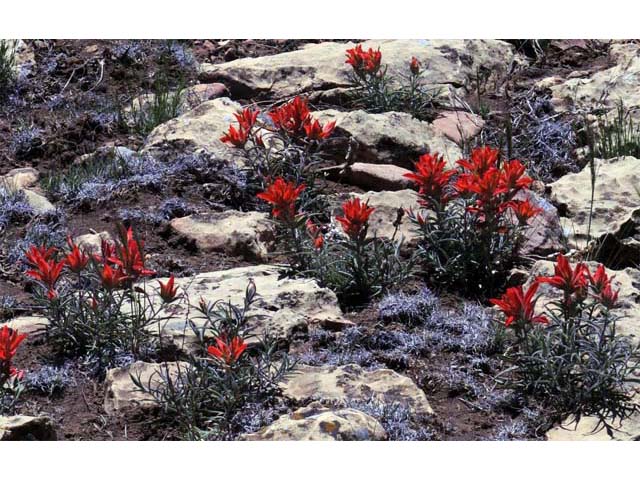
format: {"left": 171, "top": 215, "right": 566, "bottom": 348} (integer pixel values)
{"left": 538, "top": 254, "right": 589, "bottom": 297}
{"left": 306, "top": 219, "right": 324, "bottom": 250}
{"left": 304, "top": 118, "right": 336, "bottom": 140}
{"left": 500, "top": 159, "right": 533, "bottom": 192}
{"left": 220, "top": 124, "right": 250, "bottom": 148}
{"left": 588, "top": 264, "right": 619, "bottom": 309}
{"left": 207, "top": 335, "right": 248, "bottom": 365}
{"left": 345, "top": 44, "right": 382, "bottom": 75}
{"left": 109, "top": 227, "right": 155, "bottom": 280}
{"left": 257, "top": 178, "right": 305, "bottom": 222}
{"left": 269, "top": 96, "right": 311, "bottom": 137}
{"left": 336, "top": 198, "right": 375, "bottom": 240}
{"left": 404, "top": 153, "right": 455, "bottom": 208}
{"left": 25, "top": 247, "right": 65, "bottom": 300}
{"left": 409, "top": 56, "right": 421, "bottom": 75}
{"left": 457, "top": 146, "right": 500, "bottom": 176}
{"left": 24, "top": 245, "right": 56, "bottom": 267}
{"left": 234, "top": 107, "right": 260, "bottom": 131}
{"left": 65, "top": 237, "right": 89, "bottom": 273}
{"left": 0, "top": 325, "right": 27, "bottom": 363}
{"left": 158, "top": 275, "right": 179, "bottom": 303}
{"left": 490, "top": 282, "right": 548, "bottom": 328}
{"left": 509, "top": 199, "right": 542, "bottom": 225}
{"left": 100, "top": 263, "right": 128, "bottom": 290}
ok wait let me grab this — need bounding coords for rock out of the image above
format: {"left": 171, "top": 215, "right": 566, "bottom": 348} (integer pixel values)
{"left": 183, "top": 83, "right": 229, "bottom": 109}
{"left": 315, "top": 109, "right": 462, "bottom": 168}
{"left": 199, "top": 40, "right": 519, "bottom": 100}
{"left": 331, "top": 190, "right": 420, "bottom": 246}
{"left": 516, "top": 190, "right": 565, "bottom": 258}
{"left": 4, "top": 315, "right": 49, "bottom": 336}
{"left": 432, "top": 110, "right": 485, "bottom": 145}
{"left": 242, "top": 402, "right": 386, "bottom": 441}
{"left": 22, "top": 189, "right": 55, "bottom": 215}
{"left": 281, "top": 364, "right": 434, "bottom": 416}
{"left": 74, "top": 146, "right": 137, "bottom": 166}
{"left": 546, "top": 43, "right": 640, "bottom": 120}
{"left": 104, "top": 361, "right": 188, "bottom": 415}
{"left": 150, "top": 265, "right": 352, "bottom": 349}
{"left": 548, "top": 156, "right": 640, "bottom": 266}
{"left": 1, "top": 167, "right": 39, "bottom": 190}
{"left": 339, "top": 163, "right": 414, "bottom": 191}
{"left": 73, "top": 231, "right": 114, "bottom": 254}
{"left": 0, "top": 415, "right": 56, "bottom": 440}
{"left": 142, "top": 97, "right": 246, "bottom": 162}
{"left": 546, "top": 414, "right": 640, "bottom": 441}
{"left": 169, "top": 211, "right": 274, "bottom": 261}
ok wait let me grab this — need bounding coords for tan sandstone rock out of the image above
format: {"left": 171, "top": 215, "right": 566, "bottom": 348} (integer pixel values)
{"left": 0, "top": 415, "right": 57, "bottom": 441}
{"left": 169, "top": 211, "right": 274, "bottom": 261}
{"left": 314, "top": 109, "right": 462, "bottom": 168}
{"left": 104, "top": 361, "right": 188, "bottom": 415}
{"left": 242, "top": 402, "right": 386, "bottom": 441}
{"left": 199, "top": 40, "right": 519, "bottom": 100}
{"left": 338, "top": 163, "right": 413, "bottom": 191}
{"left": 432, "top": 110, "right": 485, "bottom": 145}
{"left": 4, "top": 315, "right": 49, "bottom": 336}
{"left": 280, "top": 364, "right": 434, "bottom": 416}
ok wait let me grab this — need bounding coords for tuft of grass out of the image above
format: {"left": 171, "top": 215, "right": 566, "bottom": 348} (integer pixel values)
{"left": 592, "top": 100, "right": 640, "bottom": 159}
{"left": 0, "top": 40, "right": 17, "bottom": 98}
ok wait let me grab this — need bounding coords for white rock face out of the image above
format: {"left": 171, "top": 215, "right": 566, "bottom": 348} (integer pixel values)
{"left": 149, "top": 265, "right": 352, "bottom": 348}
{"left": 4, "top": 315, "right": 49, "bottom": 336}
{"left": 104, "top": 361, "right": 189, "bottom": 415}
{"left": 280, "top": 364, "right": 434, "bottom": 417}
{"left": 546, "top": 43, "right": 640, "bottom": 121}
{"left": 0, "top": 415, "right": 57, "bottom": 441}
{"left": 142, "top": 97, "right": 247, "bottom": 161}
{"left": 242, "top": 402, "right": 387, "bottom": 441}
{"left": 1, "top": 168, "right": 55, "bottom": 215}
{"left": 199, "top": 40, "right": 519, "bottom": 99}
{"left": 548, "top": 156, "right": 640, "bottom": 258}
{"left": 315, "top": 109, "right": 462, "bottom": 168}
{"left": 169, "top": 211, "right": 274, "bottom": 261}
{"left": 546, "top": 413, "right": 640, "bottom": 441}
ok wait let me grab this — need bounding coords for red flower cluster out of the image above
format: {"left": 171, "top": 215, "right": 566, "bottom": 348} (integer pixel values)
{"left": 25, "top": 245, "right": 65, "bottom": 300}
{"left": 207, "top": 335, "right": 247, "bottom": 365}
{"left": 490, "top": 282, "right": 548, "bottom": 328}
{"left": 0, "top": 325, "right": 27, "bottom": 380}
{"left": 492, "top": 255, "right": 621, "bottom": 329}
{"left": 404, "top": 153, "right": 455, "bottom": 209}
{"left": 269, "top": 96, "right": 335, "bottom": 140}
{"left": 306, "top": 219, "right": 324, "bottom": 250}
{"left": 158, "top": 275, "right": 179, "bottom": 303}
{"left": 65, "top": 237, "right": 89, "bottom": 273}
{"left": 220, "top": 107, "right": 260, "bottom": 148}
{"left": 257, "top": 178, "right": 305, "bottom": 223}
{"left": 345, "top": 44, "right": 382, "bottom": 75}
{"left": 110, "top": 227, "right": 156, "bottom": 280}
{"left": 336, "top": 198, "right": 375, "bottom": 240}
{"left": 409, "top": 56, "right": 421, "bottom": 76}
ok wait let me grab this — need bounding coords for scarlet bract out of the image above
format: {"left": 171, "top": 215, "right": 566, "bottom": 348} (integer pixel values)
{"left": 257, "top": 177, "right": 305, "bottom": 222}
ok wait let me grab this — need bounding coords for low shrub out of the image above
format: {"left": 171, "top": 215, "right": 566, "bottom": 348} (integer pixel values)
{"left": 0, "top": 324, "right": 27, "bottom": 414}
{"left": 491, "top": 254, "right": 640, "bottom": 434}
{"left": 133, "top": 281, "right": 294, "bottom": 439}
{"left": 404, "top": 146, "right": 541, "bottom": 297}
{"left": 344, "top": 44, "right": 439, "bottom": 121}
{"left": 24, "top": 363, "right": 76, "bottom": 396}
{"left": 24, "top": 225, "right": 172, "bottom": 372}
{"left": 0, "top": 180, "right": 35, "bottom": 233}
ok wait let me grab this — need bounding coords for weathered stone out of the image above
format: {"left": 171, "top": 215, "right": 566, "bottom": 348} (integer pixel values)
{"left": 331, "top": 190, "right": 420, "bottom": 246}
{"left": 170, "top": 211, "right": 274, "bottom": 261}
{"left": 104, "top": 361, "right": 188, "bottom": 415}
{"left": 183, "top": 83, "right": 229, "bottom": 109}
{"left": 546, "top": 43, "right": 640, "bottom": 121}
{"left": 22, "top": 189, "right": 55, "bottom": 215}
{"left": 338, "top": 163, "right": 413, "bottom": 191}
{"left": 314, "top": 109, "right": 461, "bottom": 168}
{"left": 432, "top": 110, "right": 485, "bottom": 145}
{"left": 0, "top": 415, "right": 56, "bottom": 441}
{"left": 548, "top": 156, "right": 640, "bottom": 265}
{"left": 242, "top": 402, "right": 386, "bottom": 441}
{"left": 199, "top": 40, "right": 519, "bottom": 100}
{"left": 4, "top": 315, "right": 49, "bottom": 336}
{"left": 546, "top": 413, "right": 640, "bottom": 441}
{"left": 281, "top": 364, "right": 434, "bottom": 416}
{"left": 2, "top": 167, "right": 39, "bottom": 190}
{"left": 142, "top": 97, "right": 245, "bottom": 159}
{"left": 150, "top": 265, "right": 352, "bottom": 349}
{"left": 516, "top": 190, "right": 565, "bottom": 258}
{"left": 73, "top": 231, "right": 114, "bottom": 254}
